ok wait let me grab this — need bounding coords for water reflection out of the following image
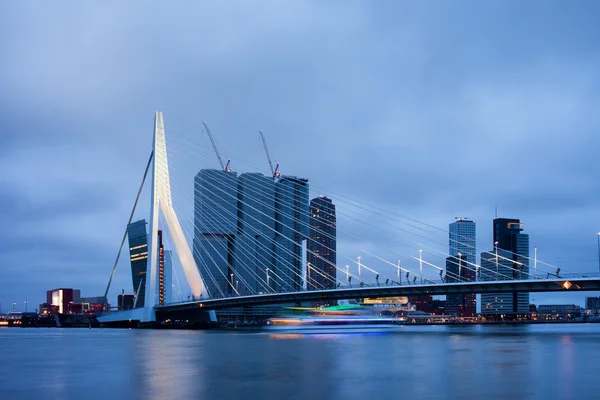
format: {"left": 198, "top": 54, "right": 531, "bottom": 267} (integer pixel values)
{"left": 1, "top": 325, "right": 600, "bottom": 400}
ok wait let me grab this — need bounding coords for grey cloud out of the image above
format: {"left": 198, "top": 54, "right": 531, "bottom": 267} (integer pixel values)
{"left": 1, "top": 1, "right": 599, "bottom": 309}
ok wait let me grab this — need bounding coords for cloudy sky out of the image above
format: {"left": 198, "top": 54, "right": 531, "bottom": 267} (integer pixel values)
{"left": 1, "top": 1, "right": 599, "bottom": 311}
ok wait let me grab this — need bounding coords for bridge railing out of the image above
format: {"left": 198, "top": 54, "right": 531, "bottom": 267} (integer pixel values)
{"left": 155, "top": 272, "right": 600, "bottom": 307}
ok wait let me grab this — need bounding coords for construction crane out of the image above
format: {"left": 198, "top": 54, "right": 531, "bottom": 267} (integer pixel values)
{"left": 258, "top": 130, "right": 280, "bottom": 177}
{"left": 202, "top": 121, "right": 231, "bottom": 172}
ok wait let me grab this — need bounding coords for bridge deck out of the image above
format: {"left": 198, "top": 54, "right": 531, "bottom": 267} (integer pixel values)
{"left": 157, "top": 277, "right": 600, "bottom": 311}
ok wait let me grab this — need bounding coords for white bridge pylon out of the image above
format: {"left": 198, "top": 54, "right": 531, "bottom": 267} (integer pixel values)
{"left": 143, "top": 111, "right": 209, "bottom": 322}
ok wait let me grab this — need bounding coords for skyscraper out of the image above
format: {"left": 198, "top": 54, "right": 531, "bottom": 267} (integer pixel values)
{"left": 194, "top": 169, "right": 238, "bottom": 298}
{"left": 164, "top": 250, "right": 173, "bottom": 304}
{"left": 480, "top": 218, "right": 530, "bottom": 315}
{"left": 447, "top": 218, "right": 476, "bottom": 316}
{"left": 128, "top": 219, "right": 148, "bottom": 307}
{"left": 193, "top": 169, "right": 310, "bottom": 296}
{"left": 449, "top": 218, "right": 476, "bottom": 262}
{"left": 158, "top": 230, "right": 166, "bottom": 305}
{"left": 445, "top": 255, "right": 476, "bottom": 316}
{"left": 307, "top": 196, "right": 337, "bottom": 291}
{"left": 274, "top": 176, "right": 309, "bottom": 292}
{"left": 235, "top": 173, "right": 276, "bottom": 295}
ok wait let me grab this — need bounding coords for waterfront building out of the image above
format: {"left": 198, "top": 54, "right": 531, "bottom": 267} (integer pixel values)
{"left": 80, "top": 296, "right": 108, "bottom": 313}
{"left": 480, "top": 218, "right": 530, "bottom": 315}
{"left": 449, "top": 218, "right": 476, "bottom": 262}
{"left": 46, "top": 288, "right": 81, "bottom": 314}
{"left": 164, "top": 250, "right": 173, "bottom": 304}
{"left": 127, "top": 219, "right": 148, "bottom": 307}
{"left": 307, "top": 196, "right": 337, "bottom": 291}
{"left": 158, "top": 230, "right": 167, "bottom": 305}
{"left": 408, "top": 295, "right": 432, "bottom": 312}
{"left": 193, "top": 169, "right": 310, "bottom": 296}
{"left": 274, "top": 176, "right": 309, "bottom": 292}
{"left": 586, "top": 296, "right": 600, "bottom": 310}
{"left": 447, "top": 218, "right": 477, "bottom": 317}
{"left": 235, "top": 173, "right": 276, "bottom": 295}
{"left": 537, "top": 304, "right": 581, "bottom": 319}
{"left": 193, "top": 169, "right": 238, "bottom": 298}
{"left": 445, "top": 255, "right": 476, "bottom": 317}
{"left": 118, "top": 294, "right": 135, "bottom": 310}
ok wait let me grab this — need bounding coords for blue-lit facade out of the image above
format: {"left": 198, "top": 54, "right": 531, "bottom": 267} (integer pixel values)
{"left": 447, "top": 219, "right": 476, "bottom": 316}
{"left": 193, "top": 169, "right": 309, "bottom": 297}
{"left": 274, "top": 176, "right": 309, "bottom": 292}
{"left": 193, "top": 169, "right": 238, "bottom": 298}
{"left": 235, "top": 173, "right": 276, "bottom": 295}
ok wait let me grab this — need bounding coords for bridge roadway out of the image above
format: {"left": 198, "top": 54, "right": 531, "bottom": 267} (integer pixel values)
{"left": 157, "top": 277, "right": 600, "bottom": 312}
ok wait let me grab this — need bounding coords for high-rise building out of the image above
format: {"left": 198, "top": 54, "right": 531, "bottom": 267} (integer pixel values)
{"left": 158, "top": 230, "right": 165, "bottom": 305}
{"left": 449, "top": 218, "right": 476, "bottom": 262}
{"left": 128, "top": 219, "right": 148, "bottom": 307}
{"left": 164, "top": 250, "right": 172, "bottom": 304}
{"left": 480, "top": 218, "right": 530, "bottom": 315}
{"left": 445, "top": 255, "right": 476, "bottom": 316}
{"left": 447, "top": 218, "right": 476, "bottom": 317}
{"left": 274, "top": 176, "right": 309, "bottom": 292}
{"left": 586, "top": 297, "right": 600, "bottom": 310}
{"left": 194, "top": 169, "right": 238, "bottom": 298}
{"left": 193, "top": 170, "right": 310, "bottom": 297}
{"left": 235, "top": 173, "right": 276, "bottom": 295}
{"left": 408, "top": 295, "right": 432, "bottom": 312}
{"left": 307, "top": 196, "right": 336, "bottom": 291}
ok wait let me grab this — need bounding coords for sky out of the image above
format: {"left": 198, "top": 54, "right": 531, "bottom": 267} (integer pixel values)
{"left": 1, "top": 1, "right": 599, "bottom": 311}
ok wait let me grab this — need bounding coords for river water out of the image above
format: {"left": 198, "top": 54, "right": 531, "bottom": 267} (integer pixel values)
{"left": 1, "top": 324, "right": 599, "bottom": 400}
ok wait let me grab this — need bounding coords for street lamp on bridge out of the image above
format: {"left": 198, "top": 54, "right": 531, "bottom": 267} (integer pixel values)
{"left": 494, "top": 241, "right": 499, "bottom": 280}
{"left": 266, "top": 268, "right": 270, "bottom": 288}
{"left": 419, "top": 249, "right": 423, "bottom": 284}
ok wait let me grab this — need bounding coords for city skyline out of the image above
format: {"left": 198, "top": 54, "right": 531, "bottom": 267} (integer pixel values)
{"left": 1, "top": 2, "right": 599, "bottom": 310}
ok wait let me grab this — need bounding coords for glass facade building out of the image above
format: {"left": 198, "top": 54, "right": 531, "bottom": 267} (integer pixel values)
{"left": 447, "top": 219, "right": 476, "bottom": 316}
{"left": 274, "top": 176, "right": 309, "bottom": 292}
{"left": 235, "top": 173, "right": 276, "bottom": 295}
{"left": 481, "top": 218, "right": 530, "bottom": 315}
{"left": 445, "top": 254, "right": 476, "bottom": 317}
{"left": 193, "top": 169, "right": 310, "bottom": 297}
{"left": 307, "top": 196, "right": 337, "bottom": 291}
{"left": 193, "top": 169, "right": 238, "bottom": 298}
{"left": 127, "top": 219, "right": 148, "bottom": 307}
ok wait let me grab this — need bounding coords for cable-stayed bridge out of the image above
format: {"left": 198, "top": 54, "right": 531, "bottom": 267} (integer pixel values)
{"left": 98, "top": 112, "right": 600, "bottom": 326}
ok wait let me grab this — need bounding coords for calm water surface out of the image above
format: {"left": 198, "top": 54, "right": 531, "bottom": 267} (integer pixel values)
{"left": 1, "top": 324, "right": 599, "bottom": 400}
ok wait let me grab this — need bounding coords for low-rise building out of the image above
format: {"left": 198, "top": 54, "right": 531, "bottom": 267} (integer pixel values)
{"left": 537, "top": 304, "right": 581, "bottom": 320}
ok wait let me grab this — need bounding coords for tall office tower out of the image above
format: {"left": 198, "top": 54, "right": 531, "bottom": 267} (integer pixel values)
{"left": 235, "top": 173, "right": 276, "bottom": 295}
{"left": 307, "top": 196, "right": 337, "bottom": 291}
{"left": 274, "top": 176, "right": 309, "bottom": 292}
{"left": 480, "top": 218, "right": 530, "bottom": 315}
{"left": 445, "top": 255, "right": 476, "bottom": 316}
{"left": 158, "top": 230, "right": 165, "bottom": 305}
{"left": 447, "top": 218, "right": 476, "bottom": 316}
{"left": 164, "top": 250, "right": 172, "bottom": 304}
{"left": 194, "top": 169, "right": 238, "bottom": 298}
{"left": 449, "top": 218, "right": 476, "bottom": 262}
{"left": 128, "top": 219, "right": 148, "bottom": 307}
